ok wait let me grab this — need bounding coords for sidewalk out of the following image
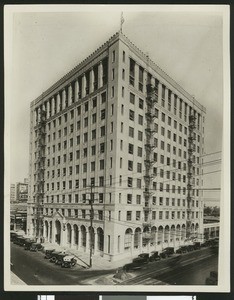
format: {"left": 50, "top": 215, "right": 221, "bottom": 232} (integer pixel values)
{"left": 11, "top": 271, "right": 27, "bottom": 285}
{"left": 42, "top": 242, "right": 132, "bottom": 270}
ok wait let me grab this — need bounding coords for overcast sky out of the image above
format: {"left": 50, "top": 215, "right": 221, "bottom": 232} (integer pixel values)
{"left": 5, "top": 5, "right": 228, "bottom": 206}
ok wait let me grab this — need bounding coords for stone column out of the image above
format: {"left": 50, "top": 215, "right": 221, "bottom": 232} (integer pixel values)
{"left": 171, "top": 93, "right": 175, "bottom": 112}
{"left": 57, "top": 93, "right": 61, "bottom": 113}
{"left": 85, "top": 230, "right": 88, "bottom": 252}
{"left": 35, "top": 109, "right": 38, "bottom": 125}
{"left": 62, "top": 88, "right": 66, "bottom": 110}
{"left": 51, "top": 97, "right": 55, "bottom": 116}
{"left": 48, "top": 223, "right": 51, "bottom": 243}
{"left": 51, "top": 221, "right": 55, "bottom": 244}
{"left": 37, "top": 107, "right": 41, "bottom": 122}
{"left": 74, "top": 79, "right": 79, "bottom": 102}
{"left": 78, "top": 230, "right": 81, "bottom": 251}
{"left": 89, "top": 68, "right": 94, "bottom": 93}
{"left": 150, "top": 75, "right": 154, "bottom": 86}
{"left": 135, "top": 63, "right": 139, "bottom": 88}
{"left": 165, "top": 88, "right": 168, "bottom": 105}
{"left": 70, "top": 227, "right": 73, "bottom": 248}
{"left": 94, "top": 232, "right": 98, "bottom": 255}
{"left": 46, "top": 101, "right": 50, "bottom": 119}
{"left": 139, "top": 232, "right": 142, "bottom": 253}
{"left": 68, "top": 84, "right": 72, "bottom": 106}
{"left": 143, "top": 69, "right": 147, "bottom": 94}
{"left": 131, "top": 233, "right": 134, "bottom": 256}
{"left": 42, "top": 221, "right": 45, "bottom": 239}
{"left": 82, "top": 73, "right": 86, "bottom": 98}
{"left": 155, "top": 230, "right": 158, "bottom": 250}
{"left": 98, "top": 61, "right": 103, "bottom": 88}
{"left": 158, "top": 82, "right": 162, "bottom": 104}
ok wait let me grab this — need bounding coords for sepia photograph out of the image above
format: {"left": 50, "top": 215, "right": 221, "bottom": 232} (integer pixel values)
{"left": 4, "top": 4, "right": 230, "bottom": 292}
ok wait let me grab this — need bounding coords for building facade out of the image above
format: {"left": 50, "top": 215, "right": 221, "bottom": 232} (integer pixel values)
{"left": 27, "top": 32, "right": 206, "bottom": 261}
{"left": 16, "top": 181, "right": 29, "bottom": 203}
{"left": 10, "top": 184, "right": 16, "bottom": 203}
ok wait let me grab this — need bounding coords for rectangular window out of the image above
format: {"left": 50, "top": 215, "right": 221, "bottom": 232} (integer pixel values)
{"left": 100, "top": 126, "right": 105, "bottom": 136}
{"left": 128, "top": 143, "right": 134, "bottom": 154}
{"left": 129, "top": 127, "right": 134, "bottom": 138}
{"left": 138, "top": 131, "right": 143, "bottom": 141}
{"left": 129, "top": 110, "right": 135, "bottom": 121}
{"left": 130, "top": 93, "right": 135, "bottom": 104}
{"left": 138, "top": 115, "right": 143, "bottom": 125}
{"left": 100, "top": 160, "right": 105, "bottom": 170}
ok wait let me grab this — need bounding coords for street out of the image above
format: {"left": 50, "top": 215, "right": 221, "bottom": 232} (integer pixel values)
{"left": 11, "top": 243, "right": 218, "bottom": 285}
{"left": 121, "top": 247, "right": 218, "bottom": 285}
{"left": 11, "top": 243, "right": 114, "bottom": 285}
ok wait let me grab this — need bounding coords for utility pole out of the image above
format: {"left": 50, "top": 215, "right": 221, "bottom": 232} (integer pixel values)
{"left": 89, "top": 183, "right": 94, "bottom": 268}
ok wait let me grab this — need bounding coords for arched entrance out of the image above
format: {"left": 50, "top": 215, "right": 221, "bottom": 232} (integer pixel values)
{"left": 171, "top": 225, "right": 176, "bottom": 244}
{"left": 181, "top": 224, "right": 186, "bottom": 240}
{"left": 164, "top": 225, "right": 170, "bottom": 243}
{"left": 80, "top": 225, "right": 86, "bottom": 250}
{"left": 67, "top": 223, "right": 72, "bottom": 247}
{"left": 176, "top": 224, "right": 181, "bottom": 242}
{"left": 134, "top": 227, "right": 141, "bottom": 249}
{"left": 142, "top": 226, "right": 151, "bottom": 248}
{"left": 151, "top": 226, "right": 157, "bottom": 247}
{"left": 55, "top": 220, "right": 61, "bottom": 245}
{"left": 124, "top": 228, "right": 133, "bottom": 252}
{"left": 158, "top": 226, "right": 163, "bottom": 245}
{"left": 73, "top": 224, "right": 79, "bottom": 249}
{"left": 97, "top": 227, "right": 104, "bottom": 252}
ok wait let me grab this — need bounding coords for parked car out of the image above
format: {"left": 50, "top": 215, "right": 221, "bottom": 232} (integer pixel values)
{"left": 30, "top": 242, "right": 43, "bottom": 252}
{"left": 186, "top": 245, "right": 194, "bottom": 252}
{"left": 193, "top": 242, "right": 201, "bottom": 250}
{"left": 137, "top": 253, "right": 150, "bottom": 263}
{"left": 24, "top": 240, "right": 36, "bottom": 250}
{"left": 44, "top": 249, "right": 56, "bottom": 259}
{"left": 149, "top": 251, "right": 161, "bottom": 261}
{"left": 10, "top": 232, "right": 18, "bottom": 242}
{"left": 49, "top": 251, "right": 62, "bottom": 263}
{"left": 13, "top": 235, "right": 24, "bottom": 245}
{"left": 61, "top": 255, "right": 77, "bottom": 268}
{"left": 176, "top": 246, "right": 188, "bottom": 254}
{"left": 55, "top": 253, "right": 69, "bottom": 265}
{"left": 123, "top": 253, "right": 150, "bottom": 272}
{"left": 160, "top": 247, "right": 174, "bottom": 258}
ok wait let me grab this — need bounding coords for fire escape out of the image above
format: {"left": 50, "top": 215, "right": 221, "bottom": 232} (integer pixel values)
{"left": 143, "top": 83, "right": 158, "bottom": 242}
{"left": 186, "top": 113, "right": 196, "bottom": 238}
{"left": 35, "top": 109, "right": 46, "bottom": 240}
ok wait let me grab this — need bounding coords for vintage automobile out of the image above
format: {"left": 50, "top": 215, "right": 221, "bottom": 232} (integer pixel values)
{"left": 160, "top": 247, "right": 175, "bottom": 258}
{"left": 13, "top": 235, "right": 24, "bottom": 245}
{"left": 61, "top": 255, "right": 77, "bottom": 268}
{"left": 16, "top": 236, "right": 28, "bottom": 246}
{"left": 24, "top": 239, "right": 36, "bottom": 250}
{"left": 149, "top": 251, "right": 161, "bottom": 262}
{"left": 55, "top": 253, "right": 69, "bottom": 265}
{"left": 193, "top": 242, "right": 201, "bottom": 250}
{"left": 49, "top": 251, "right": 62, "bottom": 263}
{"left": 176, "top": 246, "right": 188, "bottom": 254}
{"left": 30, "top": 242, "right": 43, "bottom": 252}
{"left": 123, "top": 253, "right": 150, "bottom": 272}
{"left": 186, "top": 245, "right": 195, "bottom": 252}
{"left": 10, "top": 232, "right": 18, "bottom": 242}
{"left": 44, "top": 249, "right": 56, "bottom": 259}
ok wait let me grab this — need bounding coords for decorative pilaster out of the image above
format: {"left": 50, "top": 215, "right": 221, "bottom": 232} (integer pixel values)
{"left": 82, "top": 74, "right": 86, "bottom": 98}
{"left": 98, "top": 61, "right": 103, "bottom": 88}
{"left": 90, "top": 68, "right": 94, "bottom": 93}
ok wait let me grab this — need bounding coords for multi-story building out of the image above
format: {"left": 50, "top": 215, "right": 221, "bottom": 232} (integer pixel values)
{"left": 10, "top": 184, "right": 16, "bottom": 203}
{"left": 16, "top": 181, "right": 29, "bottom": 203}
{"left": 27, "top": 32, "right": 206, "bottom": 261}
